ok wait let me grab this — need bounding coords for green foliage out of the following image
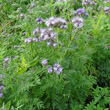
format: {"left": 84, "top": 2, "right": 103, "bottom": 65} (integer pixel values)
{"left": 0, "top": 0, "right": 110, "bottom": 110}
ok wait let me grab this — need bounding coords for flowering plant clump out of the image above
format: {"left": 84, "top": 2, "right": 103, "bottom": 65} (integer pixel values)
{"left": 1, "top": 0, "right": 110, "bottom": 110}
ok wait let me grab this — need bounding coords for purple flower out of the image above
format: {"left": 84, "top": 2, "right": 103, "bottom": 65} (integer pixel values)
{"left": 20, "top": 14, "right": 25, "bottom": 18}
{"left": 72, "top": 16, "right": 83, "bottom": 29}
{"left": 42, "top": 59, "right": 48, "bottom": 66}
{"left": 14, "top": 45, "right": 18, "bottom": 48}
{"left": 56, "top": 67, "right": 63, "bottom": 75}
{"left": 53, "top": 63, "right": 63, "bottom": 75}
{"left": 0, "top": 93, "right": 3, "bottom": 98}
{"left": 84, "top": 13, "right": 89, "bottom": 17}
{"left": 33, "top": 28, "right": 39, "bottom": 36}
{"left": 22, "top": 32, "right": 26, "bottom": 35}
{"left": 47, "top": 41, "right": 52, "bottom": 46}
{"left": 56, "top": 0, "right": 67, "bottom": 2}
{"left": 32, "top": 38, "right": 38, "bottom": 42}
{"left": 107, "top": 45, "right": 109, "bottom": 48}
{"left": 75, "top": 8, "right": 85, "bottom": 15}
{"left": 53, "top": 43, "right": 57, "bottom": 48}
{"left": 30, "top": 3, "right": 35, "bottom": 9}
{"left": 104, "top": 7, "right": 110, "bottom": 11}
{"left": 24, "top": 38, "right": 32, "bottom": 44}
{"left": 82, "top": 0, "right": 96, "bottom": 6}
{"left": 60, "top": 25, "right": 67, "bottom": 29}
{"left": 0, "top": 86, "right": 4, "bottom": 90}
{"left": 36, "top": 18, "right": 43, "bottom": 23}
{"left": 48, "top": 67, "right": 53, "bottom": 73}
{"left": 89, "top": 36, "right": 92, "bottom": 39}
{"left": 3, "top": 57, "right": 10, "bottom": 63}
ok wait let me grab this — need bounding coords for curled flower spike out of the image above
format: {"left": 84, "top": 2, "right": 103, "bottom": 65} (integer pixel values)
{"left": 42, "top": 59, "right": 48, "bottom": 66}
{"left": 53, "top": 63, "right": 63, "bottom": 75}
{"left": 72, "top": 16, "right": 83, "bottom": 29}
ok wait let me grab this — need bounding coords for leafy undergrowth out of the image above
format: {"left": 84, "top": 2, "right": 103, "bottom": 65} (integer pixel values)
{"left": 0, "top": 0, "right": 110, "bottom": 110}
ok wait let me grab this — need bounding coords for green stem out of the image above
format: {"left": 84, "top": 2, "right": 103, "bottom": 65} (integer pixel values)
{"left": 60, "top": 29, "right": 77, "bottom": 65}
{"left": 51, "top": 0, "right": 53, "bottom": 16}
{"left": 30, "top": 43, "right": 34, "bottom": 58}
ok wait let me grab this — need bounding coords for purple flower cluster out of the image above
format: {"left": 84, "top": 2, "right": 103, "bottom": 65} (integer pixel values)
{"left": 98, "top": 6, "right": 110, "bottom": 15}
{"left": 24, "top": 37, "right": 38, "bottom": 44}
{"left": 72, "top": 16, "right": 83, "bottom": 29}
{"left": 82, "top": 0, "right": 96, "bottom": 6}
{"left": 53, "top": 63, "right": 63, "bottom": 75}
{"left": 104, "top": 0, "right": 110, "bottom": 4}
{"left": 39, "top": 28, "right": 57, "bottom": 47}
{"left": 42, "top": 59, "right": 48, "bottom": 66}
{"left": 75, "top": 8, "right": 85, "bottom": 15}
{"left": 45, "top": 17, "right": 67, "bottom": 29}
{"left": 104, "top": 7, "right": 110, "bottom": 15}
{"left": 75, "top": 8, "right": 89, "bottom": 17}
{"left": 48, "top": 63, "right": 63, "bottom": 75}
{"left": 41, "top": 60, "right": 63, "bottom": 75}
{"left": 36, "top": 18, "right": 43, "bottom": 23}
